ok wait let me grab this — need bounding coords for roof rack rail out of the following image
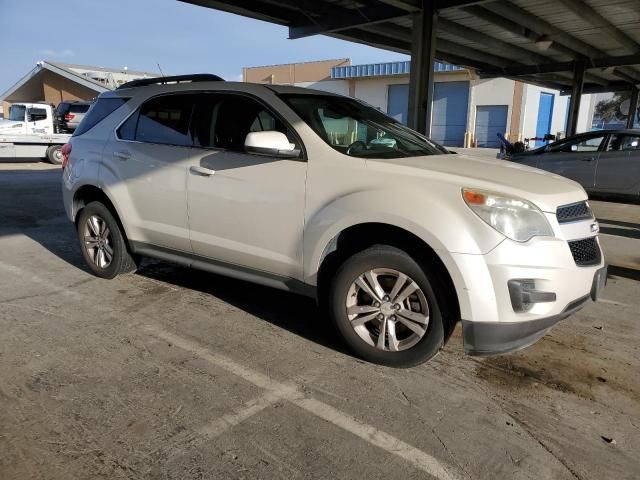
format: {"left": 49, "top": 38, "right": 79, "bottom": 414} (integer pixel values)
{"left": 117, "top": 73, "right": 224, "bottom": 89}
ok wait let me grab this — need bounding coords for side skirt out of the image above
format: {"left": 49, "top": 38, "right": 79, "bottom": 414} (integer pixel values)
{"left": 129, "top": 241, "right": 316, "bottom": 299}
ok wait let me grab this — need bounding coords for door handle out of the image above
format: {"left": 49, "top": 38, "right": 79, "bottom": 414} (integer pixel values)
{"left": 190, "top": 165, "right": 216, "bottom": 176}
{"left": 581, "top": 157, "right": 595, "bottom": 162}
{"left": 113, "top": 150, "right": 131, "bottom": 160}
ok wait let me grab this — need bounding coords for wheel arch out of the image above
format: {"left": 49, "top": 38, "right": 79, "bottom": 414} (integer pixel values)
{"left": 315, "top": 222, "right": 464, "bottom": 338}
{"left": 72, "top": 185, "right": 133, "bottom": 249}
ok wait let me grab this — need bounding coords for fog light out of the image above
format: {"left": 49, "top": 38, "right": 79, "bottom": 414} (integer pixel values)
{"left": 508, "top": 279, "right": 556, "bottom": 312}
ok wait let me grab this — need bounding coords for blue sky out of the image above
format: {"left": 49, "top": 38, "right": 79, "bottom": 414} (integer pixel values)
{"left": 0, "top": 0, "right": 407, "bottom": 94}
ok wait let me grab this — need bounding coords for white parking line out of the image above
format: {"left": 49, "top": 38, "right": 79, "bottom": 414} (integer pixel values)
{"left": 1, "top": 260, "right": 458, "bottom": 479}
{"left": 598, "top": 297, "right": 630, "bottom": 307}
{"left": 0, "top": 260, "right": 85, "bottom": 301}
{"left": 146, "top": 325, "right": 459, "bottom": 480}
{"left": 162, "top": 388, "right": 299, "bottom": 461}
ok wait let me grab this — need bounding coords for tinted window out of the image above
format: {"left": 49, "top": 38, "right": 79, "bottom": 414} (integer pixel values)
{"left": 192, "top": 93, "right": 295, "bottom": 151}
{"left": 606, "top": 134, "right": 640, "bottom": 151}
{"left": 117, "top": 111, "right": 139, "bottom": 141}
{"left": 73, "top": 97, "right": 128, "bottom": 136}
{"left": 69, "top": 104, "right": 91, "bottom": 113}
{"left": 8, "top": 105, "right": 26, "bottom": 121}
{"left": 550, "top": 135, "right": 605, "bottom": 153}
{"left": 282, "top": 94, "right": 444, "bottom": 158}
{"left": 136, "top": 94, "right": 194, "bottom": 146}
{"left": 28, "top": 108, "right": 47, "bottom": 121}
{"left": 56, "top": 103, "right": 70, "bottom": 115}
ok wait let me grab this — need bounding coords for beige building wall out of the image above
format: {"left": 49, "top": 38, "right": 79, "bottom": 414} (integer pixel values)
{"left": 41, "top": 71, "right": 99, "bottom": 106}
{"left": 243, "top": 59, "right": 350, "bottom": 84}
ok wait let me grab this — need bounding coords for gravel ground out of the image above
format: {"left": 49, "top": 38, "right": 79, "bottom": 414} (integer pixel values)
{"left": 0, "top": 162, "right": 638, "bottom": 480}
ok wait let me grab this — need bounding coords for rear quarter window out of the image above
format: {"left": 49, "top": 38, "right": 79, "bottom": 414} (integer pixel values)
{"left": 73, "top": 98, "right": 129, "bottom": 136}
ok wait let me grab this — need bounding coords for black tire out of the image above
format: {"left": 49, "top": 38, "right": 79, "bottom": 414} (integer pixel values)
{"left": 46, "top": 145, "right": 63, "bottom": 165}
{"left": 329, "top": 245, "right": 447, "bottom": 368}
{"left": 77, "top": 201, "right": 137, "bottom": 279}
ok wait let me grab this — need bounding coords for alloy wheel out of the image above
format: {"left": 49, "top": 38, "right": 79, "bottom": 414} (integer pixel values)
{"left": 83, "top": 215, "right": 113, "bottom": 269}
{"left": 345, "top": 268, "right": 430, "bottom": 351}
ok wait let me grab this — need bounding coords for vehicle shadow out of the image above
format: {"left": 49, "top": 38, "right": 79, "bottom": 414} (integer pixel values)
{"left": 134, "top": 259, "right": 349, "bottom": 355}
{"left": 15, "top": 222, "right": 349, "bottom": 355}
{"left": 15, "top": 223, "right": 350, "bottom": 356}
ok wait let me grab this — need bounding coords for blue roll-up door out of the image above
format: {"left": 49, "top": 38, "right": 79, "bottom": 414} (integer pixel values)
{"left": 387, "top": 84, "right": 409, "bottom": 125}
{"left": 432, "top": 81, "right": 469, "bottom": 147}
{"left": 475, "top": 105, "right": 508, "bottom": 148}
{"left": 535, "top": 92, "right": 555, "bottom": 147}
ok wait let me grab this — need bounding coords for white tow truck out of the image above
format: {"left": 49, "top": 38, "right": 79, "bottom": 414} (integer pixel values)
{"left": 0, "top": 103, "right": 72, "bottom": 164}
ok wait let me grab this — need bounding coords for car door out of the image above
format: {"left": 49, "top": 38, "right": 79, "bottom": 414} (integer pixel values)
{"left": 103, "top": 93, "right": 195, "bottom": 252}
{"left": 594, "top": 133, "right": 640, "bottom": 195}
{"left": 26, "top": 106, "right": 51, "bottom": 134}
{"left": 536, "top": 134, "right": 604, "bottom": 188}
{"left": 186, "top": 92, "right": 306, "bottom": 279}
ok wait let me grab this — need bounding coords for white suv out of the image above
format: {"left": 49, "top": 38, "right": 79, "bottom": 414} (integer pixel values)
{"left": 62, "top": 74, "right": 606, "bottom": 367}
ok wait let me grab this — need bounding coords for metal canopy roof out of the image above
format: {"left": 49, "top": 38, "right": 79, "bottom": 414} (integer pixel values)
{"left": 180, "top": 0, "right": 640, "bottom": 93}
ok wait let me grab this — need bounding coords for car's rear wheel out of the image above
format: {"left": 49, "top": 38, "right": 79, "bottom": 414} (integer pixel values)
{"left": 329, "top": 245, "right": 446, "bottom": 367}
{"left": 46, "top": 145, "right": 63, "bottom": 165}
{"left": 77, "top": 202, "right": 137, "bottom": 279}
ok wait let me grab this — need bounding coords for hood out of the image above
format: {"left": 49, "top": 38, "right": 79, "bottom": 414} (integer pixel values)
{"left": 372, "top": 153, "right": 587, "bottom": 213}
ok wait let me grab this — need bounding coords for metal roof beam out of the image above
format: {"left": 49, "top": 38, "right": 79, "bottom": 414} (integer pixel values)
{"left": 437, "top": 17, "right": 555, "bottom": 65}
{"left": 435, "top": 38, "right": 515, "bottom": 68}
{"left": 179, "top": 0, "right": 296, "bottom": 25}
{"left": 368, "top": 21, "right": 607, "bottom": 85}
{"left": 366, "top": 23, "right": 524, "bottom": 68}
{"left": 289, "top": 3, "right": 410, "bottom": 39}
{"left": 462, "top": 5, "right": 578, "bottom": 59}
{"left": 378, "top": 0, "right": 494, "bottom": 11}
{"left": 561, "top": 82, "right": 639, "bottom": 95}
{"left": 479, "top": 54, "right": 640, "bottom": 76}
{"left": 482, "top": 0, "right": 640, "bottom": 85}
{"left": 555, "top": 0, "right": 640, "bottom": 53}
{"left": 342, "top": 26, "right": 499, "bottom": 71}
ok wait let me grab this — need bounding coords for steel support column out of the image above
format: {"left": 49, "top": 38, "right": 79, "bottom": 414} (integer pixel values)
{"left": 407, "top": 4, "right": 437, "bottom": 135}
{"left": 566, "top": 60, "right": 585, "bottom": 136}
{"left": 626, "top": 88, "right": 639, "bottom": 129}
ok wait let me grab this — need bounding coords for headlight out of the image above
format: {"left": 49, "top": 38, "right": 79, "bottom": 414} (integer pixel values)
{"left": 462, "top": 188, "right": 554, "bottom": 242}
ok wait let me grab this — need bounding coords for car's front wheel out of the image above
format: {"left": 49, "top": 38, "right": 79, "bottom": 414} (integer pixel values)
{"left": 329, "top": 245, "right": 447, "bottom": 367}
{"left": 77, "top": 201, "right": 137, "bottom": 279}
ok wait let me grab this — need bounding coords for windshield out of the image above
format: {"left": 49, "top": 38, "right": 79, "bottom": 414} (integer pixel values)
{"left": 281, "top": 94, "right": 447, "bottom": 158}
{"left": 8, "top": 105, "right": 26, "bottom": 122}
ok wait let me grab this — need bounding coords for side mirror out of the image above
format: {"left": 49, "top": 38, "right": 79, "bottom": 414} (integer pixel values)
{"left": 244, "top": 131, "right": 300, "bottom": 159}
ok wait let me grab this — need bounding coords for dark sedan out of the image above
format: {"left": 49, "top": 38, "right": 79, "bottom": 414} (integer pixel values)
{"left": 509, "top": 129, "right": 640, "bottom": 200}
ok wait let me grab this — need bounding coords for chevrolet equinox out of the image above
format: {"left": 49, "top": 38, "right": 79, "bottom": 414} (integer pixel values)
{"left": 62, "top": 74, "right": 607, "bottom": 367}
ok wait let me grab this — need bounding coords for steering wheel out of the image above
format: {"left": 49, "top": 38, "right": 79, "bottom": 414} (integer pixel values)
{"left": 346, "top": 140, "right": 367, "bottom": 155}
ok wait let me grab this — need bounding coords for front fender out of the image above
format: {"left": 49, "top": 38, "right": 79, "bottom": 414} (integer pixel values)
{"left": 303, "top": 188, "right": 505, "bottom": 319}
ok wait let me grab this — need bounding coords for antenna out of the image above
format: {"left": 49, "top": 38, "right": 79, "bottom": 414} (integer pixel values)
{"left": 157, "top": 63, "right": 165, "bottom": 78}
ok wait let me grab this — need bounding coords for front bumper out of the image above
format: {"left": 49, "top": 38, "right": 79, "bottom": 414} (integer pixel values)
{"left": 462, "top": 265, "right": 607, "bottom": 356}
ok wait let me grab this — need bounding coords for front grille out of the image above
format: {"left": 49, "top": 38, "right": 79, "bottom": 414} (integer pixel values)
{"left": 568, "top": 237, "right": 601, "bottom": 266}
{"left": 556, "top": 201, "right": 593, "bottom": 223}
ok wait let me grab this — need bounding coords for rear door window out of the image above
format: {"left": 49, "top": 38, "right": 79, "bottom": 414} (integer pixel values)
{"left": 606, "top": 134, "right": 640, "bottom": 151}
{"left": 135, "top": 94, "right": 195, "bottom": 146}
